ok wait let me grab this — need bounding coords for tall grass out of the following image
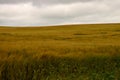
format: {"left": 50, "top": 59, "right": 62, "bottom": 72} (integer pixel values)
{"left": 0, "top": 24, "right": 120, "bottom": 80}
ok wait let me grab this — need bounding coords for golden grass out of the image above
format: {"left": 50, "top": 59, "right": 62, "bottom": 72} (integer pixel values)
{"left": 0, "top": 24, "right": 120, "bottom": 61}
{"left": 0, "top": 24, "right": 120, "bottom": 80}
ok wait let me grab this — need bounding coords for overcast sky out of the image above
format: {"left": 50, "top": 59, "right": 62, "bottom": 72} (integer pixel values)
{"left": 0, "top": 0, "right": 120, "bottom": 26}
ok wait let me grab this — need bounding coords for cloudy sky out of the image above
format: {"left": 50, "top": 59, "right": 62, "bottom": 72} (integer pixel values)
{"left": 0, "top": 0, "right": 120, "bottom": 26}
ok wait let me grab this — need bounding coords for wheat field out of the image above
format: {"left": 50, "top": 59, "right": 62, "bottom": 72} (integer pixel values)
{"left": 0, "top": 24, "right": 120, "bottom": 80}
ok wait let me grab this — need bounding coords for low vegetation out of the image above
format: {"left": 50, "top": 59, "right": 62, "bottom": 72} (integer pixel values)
{"left": 0, "top": 24, "right": 120, "bottom": 80}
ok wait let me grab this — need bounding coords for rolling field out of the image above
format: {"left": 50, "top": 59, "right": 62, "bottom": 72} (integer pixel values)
{"left": 0, "top": 24, "right": 120, "bottom": 80}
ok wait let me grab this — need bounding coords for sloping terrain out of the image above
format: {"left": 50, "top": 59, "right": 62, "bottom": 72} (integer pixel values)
{"left": 0, "top": 24, "right": 120, "bottom": 80}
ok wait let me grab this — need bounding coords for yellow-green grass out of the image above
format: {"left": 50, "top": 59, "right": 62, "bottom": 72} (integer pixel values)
{"left": 0, "top": 24, "right": 120, "bottom": 80}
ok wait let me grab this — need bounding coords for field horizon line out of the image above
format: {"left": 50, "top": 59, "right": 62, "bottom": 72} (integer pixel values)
{"left": 0, "top": 22, "right": 120, "bottom": 28}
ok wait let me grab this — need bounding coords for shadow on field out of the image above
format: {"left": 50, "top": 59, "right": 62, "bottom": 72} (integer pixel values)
{"left": 0, "top": 55, "right": 120, "bottom": 80}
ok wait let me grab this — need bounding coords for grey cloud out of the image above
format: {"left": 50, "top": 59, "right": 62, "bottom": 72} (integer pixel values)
{"left": 0, "top": 0, "right": 120, "bottom": 26}
{"left": 0, "top": 0, "right": 99, "bottom": 5}
{"left": 0, "top": 0, "right": 28, "bottom": 4}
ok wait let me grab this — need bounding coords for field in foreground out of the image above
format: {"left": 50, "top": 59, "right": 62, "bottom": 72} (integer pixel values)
{"left": 0, "top": 24, "right": 120, "bottom": 80}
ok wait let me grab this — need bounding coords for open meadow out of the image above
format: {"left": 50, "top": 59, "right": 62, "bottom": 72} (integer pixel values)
{"left": 0, "top": 24, "right": 120, "bottom": 80}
